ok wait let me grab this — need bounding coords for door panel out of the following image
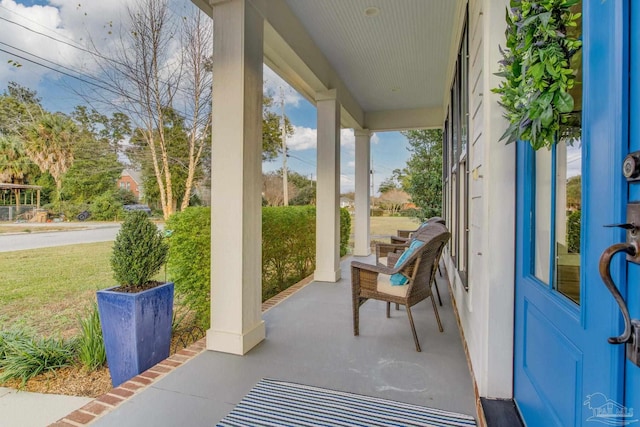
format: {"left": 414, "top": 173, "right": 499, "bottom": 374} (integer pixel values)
{"left": 625, "top": 0, "right": 640, "bottom": 414}
{"left": 514, "top": 2, "right": 630, "bottom": 426}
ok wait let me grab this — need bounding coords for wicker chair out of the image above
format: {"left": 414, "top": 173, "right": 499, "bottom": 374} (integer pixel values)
{"left": 377, "top": 222, "right": 448, "bottom": 306}
{"left": 391, "top": 216, "right": 445, "bottom": 243}
{"left": 351, "top": 227, "right": 451, "bottom": 352}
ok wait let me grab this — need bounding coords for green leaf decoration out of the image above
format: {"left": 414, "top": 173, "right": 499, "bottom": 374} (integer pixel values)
{"left": 493, "top": 0, "right": 582, "bottom": 150}
{"left": 555, "top": 90, "right": 575, "bottom": 113}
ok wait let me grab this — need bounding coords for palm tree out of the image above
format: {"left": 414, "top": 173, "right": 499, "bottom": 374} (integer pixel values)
{"left": 23, "top": 113, "right": 77, "bottom": 208}
{"left": 0, "top": 135, "right": 33, "bottom": 184}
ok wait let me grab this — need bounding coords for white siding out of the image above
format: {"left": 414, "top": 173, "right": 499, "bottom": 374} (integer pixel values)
{"left": 443, "top": 0, "right": 516, "bottom": 399}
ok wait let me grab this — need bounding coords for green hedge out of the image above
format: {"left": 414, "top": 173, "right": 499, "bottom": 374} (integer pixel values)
{"left": 262, "top": 206, "right": 316, "bottom": 300}
{"left": 165, "top": 207, "right": 211, "bottom": 329}
{"left": 166, "top": 206, "right": 352, "bottom": 325}
{"left": 340, "top": 208, "right": 351, "bottom": 257}
{"left": 567, "top": 210, "right": 581, "bottom": 254}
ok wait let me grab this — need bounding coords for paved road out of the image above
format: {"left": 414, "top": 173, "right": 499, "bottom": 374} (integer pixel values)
{"left": 0, "top": 224, "right": 121, "bottom": 252}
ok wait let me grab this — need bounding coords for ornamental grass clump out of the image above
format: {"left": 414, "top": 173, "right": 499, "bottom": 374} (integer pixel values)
{"left": 111, "top": 210, "right": 169, "bottom": 292}
{"left": 77, "top": 301, "right": 106, "bottom": 371}
{"left": 493, "top": 0, "right": 582, "bottom": 150}
{"left": 0, "top": 330, "right": 76, "bottom": 387}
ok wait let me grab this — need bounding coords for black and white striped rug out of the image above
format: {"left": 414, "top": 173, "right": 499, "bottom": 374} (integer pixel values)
{"left": 217, "top": 378, "right": 477, "bottom": 427}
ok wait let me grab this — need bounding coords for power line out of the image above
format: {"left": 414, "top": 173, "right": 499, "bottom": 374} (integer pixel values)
{"left": 0, "top": 46, "right": 201, "bottom": 124}
{"left": 0, "top": 41, "right": 96, "bottom": 82}
{"left": 0, "top": 15, "right": 111, "bottom": 63}
{"left": 0, "top": 4, "right": 83, "bottom": 47}
{"left": 0, "top": 47, "right": 121, "bottom": 97}
{"left": 287, "top": 153, "right": 316, "bottom": 168}
{"left": 0, "top": 9, "right": 210, "bottom": 112}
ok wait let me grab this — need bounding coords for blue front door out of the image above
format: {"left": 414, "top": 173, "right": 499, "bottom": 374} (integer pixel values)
{"left": 514, "top": 2, "right": 640, "bottom": 426}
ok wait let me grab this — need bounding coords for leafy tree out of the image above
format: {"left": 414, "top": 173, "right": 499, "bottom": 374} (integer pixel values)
{"left": 0, "top": 82, "right": 42, "bottom": 136}
{"left": 72, "top": 106, "right": 131, "bottom": 157}
{"left": 566, "top": 175, "right": 581, "bottom": 210}
{"left": 61, "top": 106, "right": 124, "bottom": 203}
{"left": 401, "top": 129, "right": 443, "bottom": 220}
{"left": 287, "top": 171, "right": 316, "bottom": 205}
{"left": 378, "top": 168, "right": 408, "bottom": 194}
{"left": 262, "top": 95, "right": 294, "bottom": 162}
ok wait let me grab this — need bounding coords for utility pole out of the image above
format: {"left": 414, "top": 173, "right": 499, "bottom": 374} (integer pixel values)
{"left": 280, "top": 86, "right": 289, "bottom": 206}
{"left": 370, "top": 157, "right": 375, "bottom": 198}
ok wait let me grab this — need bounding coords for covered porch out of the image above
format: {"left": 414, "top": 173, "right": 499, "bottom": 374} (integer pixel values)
{"left": 59, "top": 255, "right": 478, "bottom": 426}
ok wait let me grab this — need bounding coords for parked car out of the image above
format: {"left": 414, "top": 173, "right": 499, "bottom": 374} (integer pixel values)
{"left": 123, "top": 204, "right": 152, "bottom": 215}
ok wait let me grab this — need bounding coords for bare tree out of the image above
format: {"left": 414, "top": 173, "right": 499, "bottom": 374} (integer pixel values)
{"left": 90, "top": 0, "right": 212, "bottom": 219}
{"left": 178, "top": 9, "right": 212, "bottom": 211}
{"left": 378, "top": 189, "right": 410, "bottom": 216}
{"left": 262, "top": 172, "right": 298, "bottom": 207}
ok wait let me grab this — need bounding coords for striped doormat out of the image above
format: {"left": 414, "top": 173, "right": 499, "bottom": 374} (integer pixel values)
{"left": 217, "top": 378, "right": 477, "bottom": 427}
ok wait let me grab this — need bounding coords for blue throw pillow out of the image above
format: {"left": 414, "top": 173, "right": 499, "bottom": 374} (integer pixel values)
{"left": 390, "top": 240, "right": 424, "bottom": 286}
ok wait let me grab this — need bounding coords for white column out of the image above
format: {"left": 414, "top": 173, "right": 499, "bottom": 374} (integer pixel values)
{"left": 314, "top": 89, "right": 341, "bottom": 282}
{"left": 353, "top": 129, "right": 371, "bottom": 256}
{"left": 208, "top": 0, "right": 265, "bottom": 355}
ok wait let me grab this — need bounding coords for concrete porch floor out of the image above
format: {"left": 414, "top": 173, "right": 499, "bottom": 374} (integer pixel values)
{"left": 89, "top": 255, "right": 478, "bottom": 426}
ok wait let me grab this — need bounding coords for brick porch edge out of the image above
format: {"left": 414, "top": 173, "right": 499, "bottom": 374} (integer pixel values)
{"left": 49, "top": 274, "right": 316, "bottom": 427}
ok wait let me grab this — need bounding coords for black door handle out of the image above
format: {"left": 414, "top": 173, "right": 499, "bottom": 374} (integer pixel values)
{"left": 604, "top": 223, "right": 637, "bottom": 230}
{"left": 599, "top": 242, "right": 637, "bottom": 344}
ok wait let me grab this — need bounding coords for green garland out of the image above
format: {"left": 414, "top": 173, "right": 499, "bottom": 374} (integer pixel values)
{"left": 493, "top": 0, "right": 582, "bottom": 150}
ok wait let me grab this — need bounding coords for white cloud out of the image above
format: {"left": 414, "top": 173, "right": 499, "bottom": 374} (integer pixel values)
{"left": 0, "top": 0, "right": 82, "bottom": 87}
{"left": 288, "top": 125, "right": 317, "bottom": 151}
{"left": 565, "top": 141, "right": 582, "bottom": 178}
{"left": 263, "top": 65, "right": 302, "bottom": 107}
{"left": 287, "top": 126, "right": 363, "bottom": 154}
{"left": 371, "top": 132, "right": 380, "bottom": 144}
{"left": 340, "top": 174, "right": 355, "bottom": 193}
{"left": 340, "top": 128, "right": 354, "bottom": 150}
{"left": 347, "top": 160, "right": 355, "bottom": 168}
{"left": 0, "top": 0, "right": 197, "bottom": 101}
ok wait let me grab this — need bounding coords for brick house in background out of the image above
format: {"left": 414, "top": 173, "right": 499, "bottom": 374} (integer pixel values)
{"left": 117, "top": 169, "right": 143, "bottom": 201}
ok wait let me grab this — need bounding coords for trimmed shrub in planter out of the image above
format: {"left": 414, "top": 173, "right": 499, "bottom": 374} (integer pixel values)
{"left": 97, "top": 211, "right": 172, "bottom": 387}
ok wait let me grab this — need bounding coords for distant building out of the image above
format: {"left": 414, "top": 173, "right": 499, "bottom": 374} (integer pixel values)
{"left": 117, "top": 169, "right": 143, "bottom": 201}
{"left": 339, "top": 197, "right": 354, "bottom": 209}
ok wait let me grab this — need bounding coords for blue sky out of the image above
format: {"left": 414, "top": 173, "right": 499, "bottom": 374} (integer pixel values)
{"left": 262, "top": 67, "right": 411, "bottom": 194}
{"left": 0, "top": 0, "right": 412, "bottom": 194}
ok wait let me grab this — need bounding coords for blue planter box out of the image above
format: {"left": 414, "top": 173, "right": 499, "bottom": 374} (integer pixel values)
{"left": 97, "top": 282, "right": 174, "bottom": 387}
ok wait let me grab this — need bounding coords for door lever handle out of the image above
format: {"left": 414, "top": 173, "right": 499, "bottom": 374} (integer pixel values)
{"left": 604, "top": 223, "right": 637, "bottom": 230}
{"left": 599, "top": 242, "right": 637, "bottom": 344}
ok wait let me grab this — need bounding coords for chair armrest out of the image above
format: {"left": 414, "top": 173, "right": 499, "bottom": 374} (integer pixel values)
{"left": 375, "top": 242, "right": 409, "bottom": 262}
{"left": 351, "top": 260, "right": 395, "bottom": 275}
{"left": 390, "top": 236, "right": 410, "bottom": 245}
{"left": 396, "top": 229, "right": 415, "bottom": 238}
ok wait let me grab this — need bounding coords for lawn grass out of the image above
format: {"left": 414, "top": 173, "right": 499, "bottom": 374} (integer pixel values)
{"left": 1, "top": 216, "right": 418, "bottom": 337}
{"left": 368, "top": 216, "right": 421, "bottom": 236}
{"left": 0, "top": 242, "right": 115, "bottom": 338}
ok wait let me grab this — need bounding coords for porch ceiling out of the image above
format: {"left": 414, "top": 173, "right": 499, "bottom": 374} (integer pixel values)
{"left": 194, "top": 0, "right": 461, "bottom": 130}
{"left": 283, "top": 0, "right": 458, "bottom": 114}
